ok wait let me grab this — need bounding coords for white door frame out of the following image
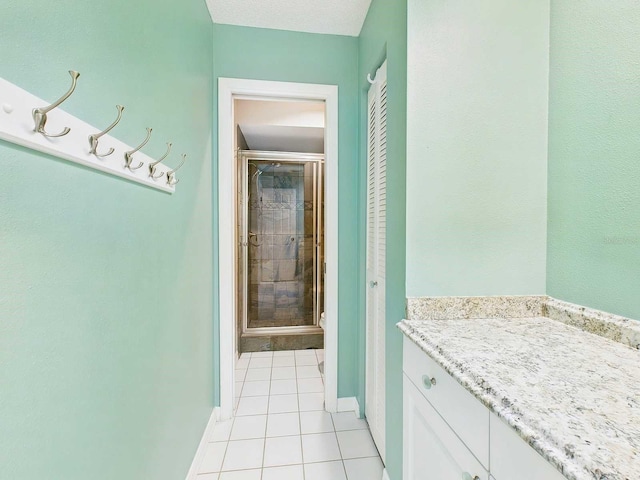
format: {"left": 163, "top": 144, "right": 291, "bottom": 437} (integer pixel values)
{"left": 218, "top": 78, "right": 339, "bottom": 420}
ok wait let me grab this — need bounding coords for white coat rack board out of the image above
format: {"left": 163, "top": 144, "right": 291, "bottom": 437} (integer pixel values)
{"left": 0, "top": 72, "right": 185, "bottom": 193}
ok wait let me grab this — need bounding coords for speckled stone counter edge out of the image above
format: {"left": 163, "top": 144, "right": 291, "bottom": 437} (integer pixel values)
{"left": 544, "top": 298, "right": 640, "bottom": 350}
{"left": 407, "top": 296, "right": 547, "bottom": 320}
{"left": 406, "top": 295, "right": 546, "bottom": 320}
{"left": 397, "top": 320, "right": 584, "bottom": 480}
{"left": 406, "top": 295, "right": 640, "bottom": 350}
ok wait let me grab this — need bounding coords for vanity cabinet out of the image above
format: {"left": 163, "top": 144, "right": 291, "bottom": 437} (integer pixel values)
{"left": 404, "top": 374, "right": 488, "bottom": 480}
{"left": 402, "top": 337, "right": 566, "bottom": 480}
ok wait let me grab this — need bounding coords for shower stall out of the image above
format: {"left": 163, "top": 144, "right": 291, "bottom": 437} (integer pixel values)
{"left": 237, "top": 150, "right": 324, "bottom": 350}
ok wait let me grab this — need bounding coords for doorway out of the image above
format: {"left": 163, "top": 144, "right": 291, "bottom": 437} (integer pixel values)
{"left": 218, "top": 78, "right": 339, "bottom": 419}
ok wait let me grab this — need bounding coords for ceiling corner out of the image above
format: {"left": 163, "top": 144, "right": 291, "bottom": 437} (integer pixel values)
{"left": 205, "top": 0, "right": 373, "bottom": 37}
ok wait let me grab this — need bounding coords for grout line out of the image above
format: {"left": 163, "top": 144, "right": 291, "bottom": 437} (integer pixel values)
{"left": 215, "top": 440, "right": 230, "bottom": 478}
{"left": 294, "top": 352, "right": 306, "bottom": 478}
{"left": 300, "top": 433, "right": 306, "bottom": 480}
{"left": 330, "top": 412, "right": 350, "bottom": 480}
{"left": 259, "top": 356, "right": 273, "bottom": 473}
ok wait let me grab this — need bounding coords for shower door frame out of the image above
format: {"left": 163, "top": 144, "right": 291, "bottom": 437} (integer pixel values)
{"left": 239, "top": 150, "right": 325, "bottom": 336}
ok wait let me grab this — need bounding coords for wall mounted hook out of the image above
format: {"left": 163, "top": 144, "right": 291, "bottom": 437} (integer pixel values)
{"left": 166, "top": 154, "right": 187, "bottom": 186}
{"left": 88, "top": 105, "right": 124, "bottom": 158}
{"left": 148, "top": 142, "right": 172, "bottom": 179}
{"left": 367, "top": 72, "right": 377, "bottom": 85}
{"left": 124, "top": 127, "right": 152, "bottom": 171}
{"left": 32, "top": 70, "right": 80, "bottom": 138}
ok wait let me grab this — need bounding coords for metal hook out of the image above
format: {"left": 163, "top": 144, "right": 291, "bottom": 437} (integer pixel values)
{"left": 124, "top": 128, "right": 152, "bottom": 171}
{"left": 32, "top": 70, "right": 80, "bottom": 138}
{"left": 367, "top": 72, "right": 377, "bottom": 85}
{"left": 148, "top": 142, "right": 172, "bottom": 179}
{"left": 166, "top": 154, "right": 187, "bottom": 186}
{"left": 88, "top": 105, "right": 124, "bottom": 158}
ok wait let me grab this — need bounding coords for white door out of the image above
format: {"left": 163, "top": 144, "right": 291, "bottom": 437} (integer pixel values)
{"left": 403, "top": 376, "right": 488, "bottom": 480}
{"left": 366, "top": 61, "right": 387, "bottom": 462}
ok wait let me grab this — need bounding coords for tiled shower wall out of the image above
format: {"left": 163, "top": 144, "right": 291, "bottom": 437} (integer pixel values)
{"left": 247, "top": 162, "right": 321, "bottom": 329}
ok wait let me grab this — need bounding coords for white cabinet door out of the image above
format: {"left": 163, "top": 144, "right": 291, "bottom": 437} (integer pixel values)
{"left": 366, "top": 60, "right": 388, "bottom": 462}
{"left": 490, "top": 413, "right": 567, "bottom": 480}
{"left": 403, "top": 374, "right": 488, "bottom": 480}
{"left": 403, "top": 337, "right": 490, "bottom": 468}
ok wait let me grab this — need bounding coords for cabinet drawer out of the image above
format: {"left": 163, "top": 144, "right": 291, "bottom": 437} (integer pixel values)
{"left": 404, "top": 374, "right": 489, "bottom": 480}
{"left": 490, "top": 413, "right": 566, "bottom": 480}
{"left": 403, "top": 337, "right": 489, "bottom": 468}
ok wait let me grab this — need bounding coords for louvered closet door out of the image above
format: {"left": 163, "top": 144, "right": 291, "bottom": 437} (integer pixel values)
{"left": 366, "top": 61, "right": 387, "bottom": 463}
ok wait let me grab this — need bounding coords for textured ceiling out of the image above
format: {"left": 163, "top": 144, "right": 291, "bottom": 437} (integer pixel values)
{"left": 239, "top": 125, "right": 324, "bottom": 153}
{"left": 206, "top": 0, "right": 373, "bottom": 36}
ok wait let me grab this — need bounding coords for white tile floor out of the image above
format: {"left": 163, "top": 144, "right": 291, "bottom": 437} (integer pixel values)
{"left": 197, "top": 349, "right": 384, "bottom": 480}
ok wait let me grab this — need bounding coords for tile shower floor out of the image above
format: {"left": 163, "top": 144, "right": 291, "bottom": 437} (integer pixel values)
{"left": 196, "top": 349, "right": 384, "bottom": 480}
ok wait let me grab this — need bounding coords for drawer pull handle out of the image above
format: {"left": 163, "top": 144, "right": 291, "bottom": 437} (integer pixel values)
{"left": 421, "top": 375, "right": 436, "bottom": 389}
{"left": 462, "top": 474, "right": 480, "bottom": 480}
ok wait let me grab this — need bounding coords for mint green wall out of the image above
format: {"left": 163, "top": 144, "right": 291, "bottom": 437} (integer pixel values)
{"left": 547, "top": 0, "right": 640, "bottom": 319}
{"left": 211, "top": 25, "right": 360, "bottom": 399}
{"left": 358, "top": 0, "right": 407, "bottom": 478}
{"left": 406, "top": 0, "right": 550, "bottom": 297}
{"left": 0, "top": 1, "right": 214, "bottom": 479}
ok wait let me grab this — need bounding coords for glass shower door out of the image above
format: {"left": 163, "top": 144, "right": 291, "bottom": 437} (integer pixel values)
{"left": 240, "top": 152, "right": 324, "bottom": 335}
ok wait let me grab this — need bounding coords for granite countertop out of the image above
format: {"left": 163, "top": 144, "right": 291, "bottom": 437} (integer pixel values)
{"left": 398, "top": 313, "right": 640, "bottom": 480}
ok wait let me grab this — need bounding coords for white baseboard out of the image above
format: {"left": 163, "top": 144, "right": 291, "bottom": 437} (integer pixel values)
{"left": 382, "top": 467, "right": 390, "bottom": 480}
{"left": 185, "top": 407, "right": 220, "bottom": 480}
{"left": 336, "top": 397, "right": 361, "bottom": 417}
